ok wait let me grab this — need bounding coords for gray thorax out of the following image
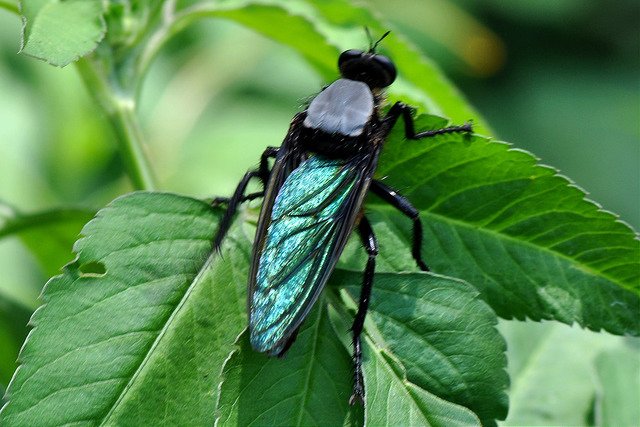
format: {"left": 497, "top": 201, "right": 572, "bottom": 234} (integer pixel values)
{"left": 303, "top": 79, "right": 374, "bottom": 137}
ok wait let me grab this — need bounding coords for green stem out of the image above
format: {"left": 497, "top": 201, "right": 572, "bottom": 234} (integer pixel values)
{"left": 75, "top": 57, "right": 156, "bottom": 191}
{"left": 0, "top": 208, "right": 95, "bottom": 240}
{"left": 108, "top": 99, "right": 156, "bottom": 190}
{"left": 0, "top": 0, "right": 18, "bottom": 15}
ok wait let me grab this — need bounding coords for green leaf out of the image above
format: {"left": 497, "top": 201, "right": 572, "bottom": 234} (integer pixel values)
{"left": 175, "top": 3, "right": 339, "bottom": 80}
{"left": 334, "top": 270, "right": 508, "bottom": 426}
{"left": 594, "top": 343, "right": 640, "bottom": 427}
{"left": 371, "top": 352, "right": 481, "bottom": 427}
{"left": 365, "top": 114, "right": 639, "bottom": 336}
{"left": 327, "top": 302, "right": 481, "bottom": 427}
{"left": 215, "top": 303, "right": 355, "bottom": 426}
{"left": 20, "top": 0, "right": 106, "bottom": 66}
{"left": 0, "top": 192, "right": 247, "bottom": 426}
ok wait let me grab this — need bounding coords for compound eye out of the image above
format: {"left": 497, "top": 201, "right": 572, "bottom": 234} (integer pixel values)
{"left": 338, "top": 49, "right": 397, "bottom": 88}
{"left": 372, "top": 54, "right": 396, "bottom": 87}
{"left": 338, "top": 49, "right": 364, "bottom": 73}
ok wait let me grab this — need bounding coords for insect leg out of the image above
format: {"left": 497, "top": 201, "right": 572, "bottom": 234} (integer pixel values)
{"left": 350, "top": 215, "right": 379, "bottom": 405}
{"left": 212, "top": 147, "right": 279, "bottom": 251}
{"left": 258, "top": 146, "right": 279, "bottom": 184}
{"left": 212, "top": 146, "right": 279, "bottom": 206}
{"left": 212, "top": 170, "right": 262, "bottom": 251}
{"left": 371, "top": 180, "right": 429, "bottom": 271}
{"left": 384, "top": 102, "right": 472, "bottom": 139}
{"left": 211, "top": 191, "right": 264, "bottom": 207}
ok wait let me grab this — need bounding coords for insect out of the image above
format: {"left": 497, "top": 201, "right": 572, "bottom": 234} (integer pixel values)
{"left": 212, "top": 32, "right": 472, "bottom": 403}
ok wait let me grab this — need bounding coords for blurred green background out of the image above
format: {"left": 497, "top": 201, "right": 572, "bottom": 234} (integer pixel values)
{"left": 0, "top": 0, "right": 638, "bottom": 423}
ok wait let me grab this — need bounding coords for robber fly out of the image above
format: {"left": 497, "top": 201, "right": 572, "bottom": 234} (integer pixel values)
{"left": 212, "top": 32, "right": 472, "bottom": 403}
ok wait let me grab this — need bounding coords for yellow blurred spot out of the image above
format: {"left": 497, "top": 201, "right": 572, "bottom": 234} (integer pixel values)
{"left": 366, "top": 0, "right": 507, "bottom": 77}
{"left": 462, "top": 32, "right": 506, "bottom": 77}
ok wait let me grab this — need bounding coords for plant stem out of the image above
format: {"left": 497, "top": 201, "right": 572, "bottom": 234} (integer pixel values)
{"left": 75, "top": 57, "right": 156, "bottom": 191}
{"left": 109, "top": 101, "right": 156, "bottom": 190}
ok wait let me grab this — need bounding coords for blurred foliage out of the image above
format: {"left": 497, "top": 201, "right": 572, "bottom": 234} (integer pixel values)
{"left": 0, "top": 0, "right": 637, "bottom": 425}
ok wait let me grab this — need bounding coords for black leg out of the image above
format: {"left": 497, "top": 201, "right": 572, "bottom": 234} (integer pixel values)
{"left": 212, "top": 147, "right": 278, "bottom": 251}
{"left": 371, "top": 180, "right": 429, "bottom": 272}
{"left": 349, "top": 215, "right": 379, "bottom": 405}
{"left": 384, "top": 102, "right": 472, "bottom": 139}
{"left": 212, "top": 170, "right": 261, "bottom": 251}
{"left": 211, "top": 191, "right": 264, "bottom": 207}
{"left": 259, "top": 146, "right": 279, "bottom": 184}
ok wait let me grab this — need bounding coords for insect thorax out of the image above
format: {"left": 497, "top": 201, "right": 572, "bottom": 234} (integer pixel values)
{"left": 301, "top": 79, "right": 379, "bottom": 157}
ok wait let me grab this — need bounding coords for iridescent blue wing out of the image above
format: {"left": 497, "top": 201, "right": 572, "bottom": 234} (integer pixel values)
{"left": 248, "top": 153, "right": 377, "bottom": 355}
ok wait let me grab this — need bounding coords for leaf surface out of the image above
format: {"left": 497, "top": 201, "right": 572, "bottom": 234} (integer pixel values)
{"left": 327, "top": 301, "right": 481, "bottom": 427}
{"left": 215, "top": 303, "right": 354, "bottom": 427}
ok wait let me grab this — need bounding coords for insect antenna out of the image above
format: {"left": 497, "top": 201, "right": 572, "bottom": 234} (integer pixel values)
{"left": 367, "top": 29, "right": 391, "bottom": 53}
{"left": 365, "top": 26, "right": 374, "bottom": 50}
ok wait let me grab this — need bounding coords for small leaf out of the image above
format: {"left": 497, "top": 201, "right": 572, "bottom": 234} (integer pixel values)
{"left": 0, "top": 192, "right": 247, "bottom": 426}
{"left": 215, "top": 303, "right": 354, "bottom": 427}
{"left": 366, "top": 349, "right": 481, "bottom": 427}
{"left": 335, "top": 270, "right": 509, "bottom": 426}
{"left": 20, "top": 0, "right": 106, "bottom": 66}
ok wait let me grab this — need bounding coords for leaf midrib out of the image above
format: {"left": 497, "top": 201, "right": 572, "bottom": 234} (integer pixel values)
{"left": 294, "top": 306, "right": 323, "bottom": 427}
{"left": 98, "top": 251, "right": 217, "bottom": 425}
